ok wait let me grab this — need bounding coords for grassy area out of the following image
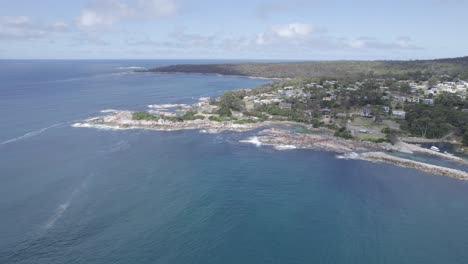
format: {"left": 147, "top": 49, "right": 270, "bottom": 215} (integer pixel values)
{"left": 357, "top": 134, "right": 387, "bottom": 143}
{"left": 350, "top": 117, "right": 387, "bottom": 130}
{"left": 132, "top": 112, "right": 159, "bottom": 121}
{"left": 208, "top": 116, "right": 238, "bottom": 122}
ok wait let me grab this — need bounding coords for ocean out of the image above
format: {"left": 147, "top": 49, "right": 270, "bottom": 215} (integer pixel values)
{"left": 1, "top": 60, "right": 468, "bottom": 264}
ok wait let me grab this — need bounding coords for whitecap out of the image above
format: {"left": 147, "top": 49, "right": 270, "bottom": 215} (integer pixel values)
{"left": 336, "top": 152, "right": 360, "bottom": 160}
{"left": 200, "top": 129, "right": 219, "bottom": 134}
{"left": 100, "top": 109, "right": 119, "bottom": 113}
{"left": 274, "top": 145, "right": 297, "bottom": 150}
{"left": 240, "top": 136, "right": 262, "bottom": 147}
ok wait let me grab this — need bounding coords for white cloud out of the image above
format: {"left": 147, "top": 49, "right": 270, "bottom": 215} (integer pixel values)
{"left": 254, "top": 23, "right": 318, "bottom": 46}
{"left": 272, "top": 23, "right": 314, "bottom": 39}
{"left": 77, "top": 0, "right": 178, "bottom": 31}
{"left": 0, "top": 16, "right": 69, "bottom": 40}
{"left": 255, "top": 33, "right": 266, "bottom": 45}
{"left": 125, "top": 22, "right": 422, "bottom": 58}
{"left": 345, "top": 36, "right": 422, "bottom": 50}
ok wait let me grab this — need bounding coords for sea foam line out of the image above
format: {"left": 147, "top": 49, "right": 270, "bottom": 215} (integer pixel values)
{"left": 274, "top": 145, "right": 297, "bottom": 150}
{"left": 43, "top": 174, "right": 93, "bottom": 231}
{"left": 1, "top": 123, "right": 64, "bottom": 145}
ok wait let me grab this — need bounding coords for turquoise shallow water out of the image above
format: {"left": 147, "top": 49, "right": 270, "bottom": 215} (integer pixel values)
{"left": 1, "top": 60, "right": 468, "bottom": 264}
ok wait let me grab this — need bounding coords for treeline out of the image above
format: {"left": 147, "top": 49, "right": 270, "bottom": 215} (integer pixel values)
{"left": 402, "top": 93, "right": 468, "bottom": 142}
{"left": 146, "top": 56, "right": 468, "bottom": 79}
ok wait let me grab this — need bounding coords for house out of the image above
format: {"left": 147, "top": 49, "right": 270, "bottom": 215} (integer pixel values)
{"left": 361, "top": 108, "right": 373, "bottom": 118}
{"left": 244, "top": 100, "right": 255, "bottom": 111}
{"left": 422, "top": 98, "right": 434, "bottom": 105}
{"left": 279, "top": 102, "right": 292, "bottom": 110}
{"left": 392, "top": 110, "right": 406, "bottom": 119}
{"left": 393, "top": 96, "right": 406, "bottom": 103}
{"left": 320, "top": 108, "right": 332, "bottom": 115}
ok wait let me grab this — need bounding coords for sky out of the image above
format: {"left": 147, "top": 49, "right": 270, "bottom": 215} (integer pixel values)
{"left": 0, "top": 0, "right": 467, "bottom": 60}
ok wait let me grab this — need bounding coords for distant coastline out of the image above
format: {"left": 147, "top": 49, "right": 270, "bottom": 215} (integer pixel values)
{"left": 142, "top": 56, "right": 468, "bottom": 79}
{"left": 137, "top": 70, "right": 284, "bottom": 81}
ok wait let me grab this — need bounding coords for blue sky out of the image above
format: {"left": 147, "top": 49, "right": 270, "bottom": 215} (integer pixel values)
{"left": 0, "top": 0, "right": 467, "bottom": 60}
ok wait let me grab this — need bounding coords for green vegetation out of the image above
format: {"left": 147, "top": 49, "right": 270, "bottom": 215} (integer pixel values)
{"left": 334, "top": 127, "right": 353, "bottom": 139}
{"left": 215, "top": 90, "right": 248, "bottom": 117}
{"left": 217, "top": 106, "right": 232, "bottom": 117}
{"left": 403, "top": 93, "right": 468, "bottom": 139}
{"left": 132, "top": 112, "right": 159, "bottom": 121}
{"left": 144, "top": 56, "right": 468, "bottom": 147}
{"left": 243, "top": 111, "right": 269, "bottom": 122}
{"left": 181, "top": 110, "right": 205, "bottom": 120}
{"left": 463, "top": 132, "right": 468, "bottom": 146}
{"left": 208, "top": 116, "right": 237, "bottom": 122}
{"left": 147, "top": 56, "right": 468, "bottom": 79}
{"left": 382, "top": 127, "right": 399, "bottom": 144}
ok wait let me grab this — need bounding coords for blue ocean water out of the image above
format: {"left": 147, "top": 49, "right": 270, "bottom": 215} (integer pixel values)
{"left": 1, "top": 60, "right": 468, "bottom": 264}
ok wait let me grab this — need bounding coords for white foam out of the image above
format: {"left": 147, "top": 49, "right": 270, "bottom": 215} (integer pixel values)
{"left": 100, "top": 109, "right": 119, "bottom": 113}
{"left": 240, "top": 136, "right": 262, "bottom": 147}
{"left": 44, "top": 201, "right": 70, "bottom": 229}
{"left": 72, "top": 122, "right": 134, "bottom": 130}
{"left": 1, "top": 123, "right": 63, "bottom": 145}
{"left": 118, "top": 66, "right": 145, "bottom": 70}
{"left": 274, "top": 145, "right": 297, "bottom": 150}
{"left": 336, "top": 152, "right": 360, "bottom": 160}
{"left": 200, "top": 129, "right": 219, "bottom": 134}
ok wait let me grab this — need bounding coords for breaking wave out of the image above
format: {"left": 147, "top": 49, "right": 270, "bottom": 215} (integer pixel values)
{"left": 100, "top": 109, "right": 119, "bottom": 113}
{"left": 240, "top": 136, "right": 262, "bottom": 147}
{"left": 274, "top": 145, "right": 297, "bottom": 150}
{"left": 336, "top": 152, "right": 360, "bottom": 160}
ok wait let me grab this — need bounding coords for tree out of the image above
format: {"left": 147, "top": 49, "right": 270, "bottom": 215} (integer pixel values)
{"left": 373, "top": 106, "right": 383, "bottom": 123}
{"left": 382, "top": 127, "right": 399, "bottom": 145}
{"left": 463, "top": 131, "right": 468, "bottom": 146}
{"left": 399, "top": 83, "right": 412, "bottom": 94}
{"left": 218, "top": 106, "right": 232, "bottom": 117}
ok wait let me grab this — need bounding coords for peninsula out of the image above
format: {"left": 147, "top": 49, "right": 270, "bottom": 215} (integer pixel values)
{"left": 75, "top": 57, "right": 468, "bottom": 179}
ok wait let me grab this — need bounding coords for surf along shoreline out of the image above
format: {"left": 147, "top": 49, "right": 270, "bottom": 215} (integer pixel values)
{"left": 73, "top": 106, "right": 468, "bottom": 181}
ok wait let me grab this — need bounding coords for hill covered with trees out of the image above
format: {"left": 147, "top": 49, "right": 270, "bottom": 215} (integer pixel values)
{"left": 145, "top": 56, "right": 468, "bottom": 79}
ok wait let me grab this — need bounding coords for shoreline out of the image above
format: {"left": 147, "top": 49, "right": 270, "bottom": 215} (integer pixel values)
{"left": 73, "top": 110, "right": 468, "bottom": 180}
{"left": 137, "top": 70, "right": 285, "bottom": 81}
